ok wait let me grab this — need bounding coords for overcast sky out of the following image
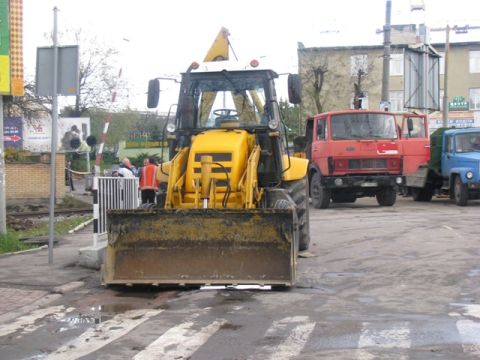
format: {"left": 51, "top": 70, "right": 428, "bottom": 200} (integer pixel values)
{"left": 23, "top": 0, "right": 480, "bottom": 111}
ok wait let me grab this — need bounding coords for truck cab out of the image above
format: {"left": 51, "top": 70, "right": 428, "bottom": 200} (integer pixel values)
{"left": 398, "top": 113, "right": 430, "bottom": 175}
{"left": 441, "top": 128, "right": 480, "bottom": 205}
{"left": 406, "top": 127, "right": 480, "bottom": 206}
{"left": 302, "top": 110, "right": 403, "bottom": 208}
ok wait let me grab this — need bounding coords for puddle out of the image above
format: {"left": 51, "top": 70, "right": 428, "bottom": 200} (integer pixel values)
{"left": 58, "top": 303, "right": 136, "bottom": 327}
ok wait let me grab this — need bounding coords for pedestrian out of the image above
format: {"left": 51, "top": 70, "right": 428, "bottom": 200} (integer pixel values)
{"left": 139, "top": 157, "right": 159, "bottom": 204}
{"left": 117, "top": 158, "right": 135, "bottom": 178}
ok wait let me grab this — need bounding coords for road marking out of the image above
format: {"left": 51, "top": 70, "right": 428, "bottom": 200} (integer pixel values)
{"left": 45, "top": 309, "right": 162, "bottom": 360}
{"left": 356, "top": 322, "right": 410, "bottom": 360}
{"left": 250, "top": 316, "right": 315, "bottom": 360}
{"left": 0, "top": 305, "right": 71, "bottom": 338}
{"left": 456, "top": 319, "right": 480, "bottom": 355}
{"left": 133, "top": 318, "right": 226, "bottom": 360}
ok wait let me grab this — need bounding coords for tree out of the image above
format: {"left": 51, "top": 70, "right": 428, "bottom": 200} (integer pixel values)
{"left": 4, "top": 29, "right": 127, "bottom": 120}
{"left": 279, "top": 99, "right": 302, "bottom": 140}
{"left": 61, "top": 29, "right": 128, "bottom": 116}
{"left": 2, "top": 81, "right": 51, "bottom": 120}
{"left": 300, "top": 55, "right": 329, "bottom": 115}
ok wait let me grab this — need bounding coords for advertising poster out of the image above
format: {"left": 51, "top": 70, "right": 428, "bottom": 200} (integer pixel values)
{"left": 3, "top": 117, "right": 23, "bottom": 149}
{"left": 23, "top": 117, "right": 51, "bottom": 152}
{"left": 22, "top": 117, "right": 91, "bottom": 152}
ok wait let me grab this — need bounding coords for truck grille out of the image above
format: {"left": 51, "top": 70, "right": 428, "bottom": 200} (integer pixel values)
{"left": 348, "top": 159, "right": 387, "bottom": 169}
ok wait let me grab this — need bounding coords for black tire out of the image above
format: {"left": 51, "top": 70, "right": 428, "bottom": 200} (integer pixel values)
{"left": 412, "top": 187, "right": 433, "bottom": 202}
{"left": 310, "top": 172, "right": 330, "bottom": 209}
{"left": 376, "top": 186, "right": 396, "bottom": 206}
{"left": 454, "top": 176, "right": 468, "bottom": 206}
{"left": 284, "top": 177, "right": 310, "bottom": 251}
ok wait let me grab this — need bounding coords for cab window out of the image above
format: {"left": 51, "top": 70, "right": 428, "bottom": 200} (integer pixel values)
{"left": 316, "top": 118, "right": 327, "bottom": 140}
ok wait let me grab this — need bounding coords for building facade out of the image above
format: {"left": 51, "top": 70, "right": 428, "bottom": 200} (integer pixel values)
{"left": 298, "top": 41, "right": 480, "bottom": 130}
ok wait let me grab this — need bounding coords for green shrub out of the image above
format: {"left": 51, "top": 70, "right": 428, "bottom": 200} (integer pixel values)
{"left": 0, "top": 232, "right": 33, "bottom": 254}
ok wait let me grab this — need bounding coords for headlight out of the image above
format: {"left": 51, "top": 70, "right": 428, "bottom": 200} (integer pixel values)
{"left": 396, "top": 177, "right": 403, "bottom": 184}
{"left": 466, "top": 171, "right": 474, "bottom": 180}
{"left": 268, "top": 119, "right": 279, "bottom": 130}
{"left": 166, "top": 123, "right": 176, "bottom": 133}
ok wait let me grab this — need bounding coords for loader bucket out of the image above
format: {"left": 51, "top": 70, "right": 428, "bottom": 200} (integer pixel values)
{"left": 102, "top": 208, "right": 297, "bottom": 287}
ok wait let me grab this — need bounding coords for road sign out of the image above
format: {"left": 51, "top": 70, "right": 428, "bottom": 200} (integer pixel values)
{"left": 35, "top": 45, "right": 79, "bottom": 96}
{"left": 404, "top": 45, "right": 440, "bottom": 111}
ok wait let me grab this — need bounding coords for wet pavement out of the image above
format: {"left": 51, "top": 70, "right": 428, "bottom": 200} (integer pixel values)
{"left": 0, "top": 196, "right": 479, "bottom": 359}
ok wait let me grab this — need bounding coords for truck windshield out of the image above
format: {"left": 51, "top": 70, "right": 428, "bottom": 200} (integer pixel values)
{"left": 455, "top": 133, "right": 480, "bottom": 152}
{"left": 330, "top": 113, "right": 398, "bottom": 140}
{"left": 188, "top": 71, "right": 270, "bottom": 129}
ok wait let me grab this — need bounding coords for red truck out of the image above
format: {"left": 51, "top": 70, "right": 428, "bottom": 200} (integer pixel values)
{"left": 296, "top": 110, "right": 403, "bottom": 208}
{"left": 396, "top": 112, "right": 431, "bottom": 196}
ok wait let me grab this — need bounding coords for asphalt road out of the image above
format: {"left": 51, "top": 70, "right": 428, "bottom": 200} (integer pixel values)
{"left": 1, "top": 196, "right": 480, "bottom": 359}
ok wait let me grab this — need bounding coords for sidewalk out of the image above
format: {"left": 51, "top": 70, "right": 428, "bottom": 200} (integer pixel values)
{"left": 0, "top": 223, "right": 105, "bottom": 319}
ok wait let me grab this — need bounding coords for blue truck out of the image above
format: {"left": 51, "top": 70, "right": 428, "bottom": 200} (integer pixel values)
{"left": 405, "top": 127, "right": 480, "bottom": 206}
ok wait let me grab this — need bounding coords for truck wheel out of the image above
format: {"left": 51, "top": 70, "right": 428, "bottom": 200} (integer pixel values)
{"left": 412, "top": 187, "right": 433, "bottom": 202}
{"left": 311, "top": 172, "right": 330, "bottom": 209}
{"left": 376, "top": 187, "right": 396, "bottom": 206}
{"left": 285, "top": 177, "right": 310, "bottom": 251}
{"left": 454, "top": 176, "right": 468, "bottom": 206}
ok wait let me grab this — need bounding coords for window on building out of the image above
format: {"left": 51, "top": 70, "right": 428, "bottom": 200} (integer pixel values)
{"left": 389, "top": 91, "right": 404, "bottom": 111}
{"left": 470, "top": 88, "right": 480, "bottom": 110}
{"left": 469, "top": 51, "right": 480, "bottom": 73}
{"left": 350, "top": 92, "right": 369, "bottom": 109}
{"left": 438, "top": 52, "right": 445, "bottom": 75}
{"left": 390, "top": 53, "right": 404, "bottom": 76}
{"left": 351, "top": 54, "right": 368, "bottom": 76}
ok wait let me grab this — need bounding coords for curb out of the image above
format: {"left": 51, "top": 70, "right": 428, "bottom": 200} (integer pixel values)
{"left": 0, "top": 245, "right": 48, "bottom": 258}
{"left": 68, "top": 217, "right": 94, "bottom": 234}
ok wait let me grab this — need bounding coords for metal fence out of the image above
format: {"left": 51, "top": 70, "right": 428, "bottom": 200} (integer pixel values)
{"left": 92, "top": 176, "right": 140, "bottom": 245}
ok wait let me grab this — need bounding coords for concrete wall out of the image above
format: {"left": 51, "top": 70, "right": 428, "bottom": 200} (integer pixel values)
{"left": 5, "top": 153, "right": 66, "bottom": 203}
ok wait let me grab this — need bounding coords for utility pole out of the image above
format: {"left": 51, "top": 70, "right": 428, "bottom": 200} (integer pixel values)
{"left": 443, "top": 26, "right": 450, "bottom": 128}
{"left": 48, "top": 6, "right": 59, "bottom": 264}
{"left": 380, "top": 0, "right": 392, "bottom": 110}
{"left": 430, "top": 25, "right": 480, "bottom": 127}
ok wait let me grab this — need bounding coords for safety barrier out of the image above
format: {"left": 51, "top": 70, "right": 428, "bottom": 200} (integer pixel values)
{"left": 92, "top": 176, "right": 140, "bottom": 245}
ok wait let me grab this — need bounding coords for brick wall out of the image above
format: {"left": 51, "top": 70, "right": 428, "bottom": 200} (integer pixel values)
{"left": 5, "top": 153, "right": 66, "bottom": 202}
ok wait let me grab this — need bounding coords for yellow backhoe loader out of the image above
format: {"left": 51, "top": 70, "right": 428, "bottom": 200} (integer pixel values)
{"left": 102, "top": 28, "right": 309, "bottom": 288}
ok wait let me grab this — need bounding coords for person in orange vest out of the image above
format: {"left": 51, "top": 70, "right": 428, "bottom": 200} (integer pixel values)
{"left": 139, "top": 157, "right": 159, "bottom": 204}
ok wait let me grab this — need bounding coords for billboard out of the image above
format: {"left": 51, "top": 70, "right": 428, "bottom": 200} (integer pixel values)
{"left": 19, "top": 117, "right": 91, "bottom": 152}
{"left": 404, "top": 45, "right": 440, "bottom": 111}
{"left": 428, "top": 111, "right": 480, "bottom": 133}
{"left": 0, "top": 0, "right": 24, "bottom": 96}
